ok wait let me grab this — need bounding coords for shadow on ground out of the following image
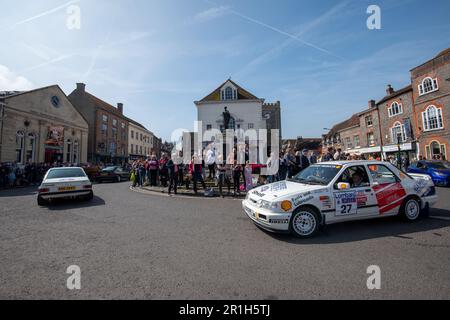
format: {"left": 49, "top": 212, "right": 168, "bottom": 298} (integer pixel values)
{"left": 42, "top": 196, "right": 106, "bottom": 211}
{"left": 0, "top": 187, "right": 37, "bottom": 198}
{"left": 259, "top": 208, "right": 450, "bottom": 245}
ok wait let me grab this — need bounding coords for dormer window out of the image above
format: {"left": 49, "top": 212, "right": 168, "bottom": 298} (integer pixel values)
{"left": 418, "top": 77, "right": 438, "bottom": 96}
{"left": 221, "top": 86, "right": 237, "bottom": 101}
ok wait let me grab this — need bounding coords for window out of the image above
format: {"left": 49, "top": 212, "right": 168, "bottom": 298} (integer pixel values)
{"left": 121, "top": 122, "right": 125, "bottom": 129}
{"left": 354, "top": 135, "right": 360, "bottom": 148}
{"left": 26, "top": 133, "right": 36, "bottom": 163}
{"left": 345, "top": 137, "right": 352, "bottom": 150}
{"left": 140, "top": 134, "right": 143, "bottom": 141}
{"left": 131, "top": 130, "right": 134, "bottom": 139}
{"left": 388, "top": 102, "right": 403, "bottom": 117}
{"left": 422, "top": 105, "right": 444, "bottom": 131}
{"left": 334, "top": 166, "right": 370, "bottom": 189}
{"left": 365, "top": 115, "right": 373, "bottom": 127}
{"left": 140, "top": 146, "right": 143, "bottom": 155}
{"left": 15, "top": 131, "right": 25, "bottom": 163}
{"left": 102, "top": 115, "right": 108, "bottom": 122}
{"left": 73, "top": 141, "right": 79, "bottom": 164}
{"left": 248, "top": 123, "right": 254, "bottom": 129}
{"left": 66, "top": 139, "right": 72, "bottom": 163}
{"left": 101, "top": 123, "right": 108, "bottom": 135}
{"left": 113, "top": 119, "right": 117, "bottom": 127}
{"left": 112, "top": 127, "right": 117, "bottom": 138}
{"left": 419, "top": 77, "right": 438, "bottom": 95}
{"left": 131, "top": 144, "right": 134, "bottom": 154}
{"left": 224, "top": 87, "right": 234, "bottom": 100}
{"left": 367, "top": 164, "right": 398, "bottom": 184}
{"left": 367, "top": 132, "right": 375, "bottom": 146}
{"left": 391, "top": 121, "right": 406, "bottom": 144}
{"left": 427, "top": 141, "right": 447, "bottom": 160}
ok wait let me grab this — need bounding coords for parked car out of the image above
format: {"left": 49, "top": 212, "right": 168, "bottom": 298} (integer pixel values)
{"left": 407, "top": 161, "right": 450, "bottom": 187}
{"left": 82, "top": 165, "right": 101, "bottom": 182}
{"left": 243, "top": 161, "right": 437, "bottom": 238}
{"left": 96, "top": 166, "right": 130, "bottom": 183}
{"left": 37, "top": 167, "right": 93, "bottom": 206}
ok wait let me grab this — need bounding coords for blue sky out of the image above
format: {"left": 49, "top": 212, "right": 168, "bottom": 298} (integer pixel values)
{"left": 1, "top": 0, "right": 449, "bottom": 141}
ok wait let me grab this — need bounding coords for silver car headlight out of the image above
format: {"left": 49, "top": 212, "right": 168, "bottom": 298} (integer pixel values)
{"left": 257, "top": 199, "right": 278, "bottom": 210}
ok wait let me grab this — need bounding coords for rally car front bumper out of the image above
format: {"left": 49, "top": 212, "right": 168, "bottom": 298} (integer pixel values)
{"left": 242, "top": 199, "right": 291, "bottom": 233}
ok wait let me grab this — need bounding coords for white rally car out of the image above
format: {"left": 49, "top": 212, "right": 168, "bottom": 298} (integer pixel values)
{"left": 37, "top": 167, "right": 93, "bottom": 206}
{"left": 242, "top": 161, "right": 438, "bottom": 238}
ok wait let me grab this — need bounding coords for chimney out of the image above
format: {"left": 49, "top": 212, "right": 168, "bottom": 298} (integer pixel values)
{"left": 76, "top": 83, "right": 85, "bottom": 92}
{"left": 117, "top": 103, "right": 123, "bottom": 114}
{"left": 368, "top": 99, "right": 376, "bottom": 108}
{"left": 386, "top": 84, "right": 394, "bottom": 96}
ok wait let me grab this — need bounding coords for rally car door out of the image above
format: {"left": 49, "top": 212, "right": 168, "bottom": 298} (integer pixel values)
{"left": 366, "top": 164, "right": 407, "bottom": 216}
{"left": 331, "top": 165, "right": 379, "bottom": 222}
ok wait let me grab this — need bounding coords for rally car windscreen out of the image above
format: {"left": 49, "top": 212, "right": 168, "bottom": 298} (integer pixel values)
{"left": 291, "top": 165, "right": 342, "bottom": 185}
{"left": 46, "top": 168, "right": 86, "bottom": 179}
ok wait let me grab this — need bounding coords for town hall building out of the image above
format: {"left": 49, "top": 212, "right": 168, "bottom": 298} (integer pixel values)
{"left": 194, "top": 79, "right": 282, "bottom": 151}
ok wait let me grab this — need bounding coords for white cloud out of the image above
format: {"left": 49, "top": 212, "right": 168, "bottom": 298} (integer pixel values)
{"left": 194, "top": 6, "right": 229, "bottom": 22}
{"left": 0, "top": 65, "right": 34, "bottom": 90}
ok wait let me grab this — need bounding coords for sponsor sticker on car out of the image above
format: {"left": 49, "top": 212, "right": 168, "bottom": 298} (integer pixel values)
{"left": 335, "top": 192, "right": 358, "bottom": 216}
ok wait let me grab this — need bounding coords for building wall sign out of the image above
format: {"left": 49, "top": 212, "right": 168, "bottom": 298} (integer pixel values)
{"left": 45, "top": 126, "right": 64, "bottom": 147}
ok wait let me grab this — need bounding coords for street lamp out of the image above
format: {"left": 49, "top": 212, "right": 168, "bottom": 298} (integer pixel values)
{"left": 397, "top": 133, "right": 402, "bottom": 169}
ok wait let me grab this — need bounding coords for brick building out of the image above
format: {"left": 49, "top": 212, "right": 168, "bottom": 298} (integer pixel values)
{"left": 323, "top": 47, "right": 449, "bottom": 162}
{"left": 376, "top": 85, "right": 417, "bottom": 159}
{"left": 411, "top": 48, "right": 450, "bottom": 160}
{"left": 357, "top": 100, "right": 383, "bottom": 157}
{"left": 68, "top": 83, "right": 129, "bottom": 164}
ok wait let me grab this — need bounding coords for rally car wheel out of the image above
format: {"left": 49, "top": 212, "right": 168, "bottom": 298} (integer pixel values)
{"left": 401, "top": 198, "right": 421, "bottom": 222}
{"left": 290, "top": 207, "right": 320, "bottom": 238}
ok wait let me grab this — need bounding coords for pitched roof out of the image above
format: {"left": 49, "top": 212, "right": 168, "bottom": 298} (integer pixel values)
{"left": 324, "top": 113, "right": 360, "bottom": 139}
{"left": 376, "top": 85, "right": 412, "bottom": 105}
{"left": 198, "top": 79, "right": 260, "bottom": 102}
{"left": 86, "top": 92, "right": 126, "bottom": 118}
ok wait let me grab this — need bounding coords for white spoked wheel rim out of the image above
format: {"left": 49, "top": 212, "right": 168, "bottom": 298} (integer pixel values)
{"left": 293, "top": 211, "right": 317, "bottom": 236}
{"left": 405, "top": 200, "right": 420, "bottom": 220}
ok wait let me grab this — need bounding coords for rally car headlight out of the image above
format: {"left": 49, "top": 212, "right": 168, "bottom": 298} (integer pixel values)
{"left": 257, "top": 200, "right": 277, "bottom": 210}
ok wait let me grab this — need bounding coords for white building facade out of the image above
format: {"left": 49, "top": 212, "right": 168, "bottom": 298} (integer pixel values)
{"left": 194, "top": 80, "right": 281, "bottom": 152}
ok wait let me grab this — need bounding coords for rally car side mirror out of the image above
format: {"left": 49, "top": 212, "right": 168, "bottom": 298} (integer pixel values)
{"left": 337, "top": 182, "right": 351, "bottom": 190}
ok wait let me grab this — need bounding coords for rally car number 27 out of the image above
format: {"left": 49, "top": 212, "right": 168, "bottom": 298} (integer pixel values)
{"left": 242, "top": 161, "right": 437, "bottom": 238}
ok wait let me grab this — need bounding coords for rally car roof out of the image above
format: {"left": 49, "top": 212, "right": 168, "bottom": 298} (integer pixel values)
{"left": 316, "top": 161, "right": 387, "bottom": 166}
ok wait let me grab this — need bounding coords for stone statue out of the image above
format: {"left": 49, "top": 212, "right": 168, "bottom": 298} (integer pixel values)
{"left": 223, "top": 107, "right": 231, "bottom": 130}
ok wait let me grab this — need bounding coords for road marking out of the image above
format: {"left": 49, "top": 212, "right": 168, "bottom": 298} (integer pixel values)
{"left": 429, "top": 216, "right": 450, "bottom": 221}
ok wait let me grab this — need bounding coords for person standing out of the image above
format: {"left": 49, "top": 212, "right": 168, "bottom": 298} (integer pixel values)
{"left": 205, "top": 146, "right": 217, "bottom": 180}
{"left": 216, "top": 154, "right": 231, "bottom": 198}
{"left": 300, "top": 149, "right": 311, "bottom": 171}
{"left": 190, "top": 155, "right": 207, "bottom": 195}
{"left": 309, "top": 152, "right": 318, "bottom": 164}
{"left": 166, "top": 154, "right": 178, "bottom": 195}
{"left": 232, "top": 159, "right": 243, "bottom": 196}
{"left": 159, "top": 153, "right": 169, "bottom": 187}
{"left": 148, "top": 155, "right": 159, "bottom": 186}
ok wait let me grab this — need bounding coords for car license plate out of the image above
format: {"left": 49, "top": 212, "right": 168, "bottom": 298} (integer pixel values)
{"left": 59, "top": 186, "right": 76, "bottom": 192}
